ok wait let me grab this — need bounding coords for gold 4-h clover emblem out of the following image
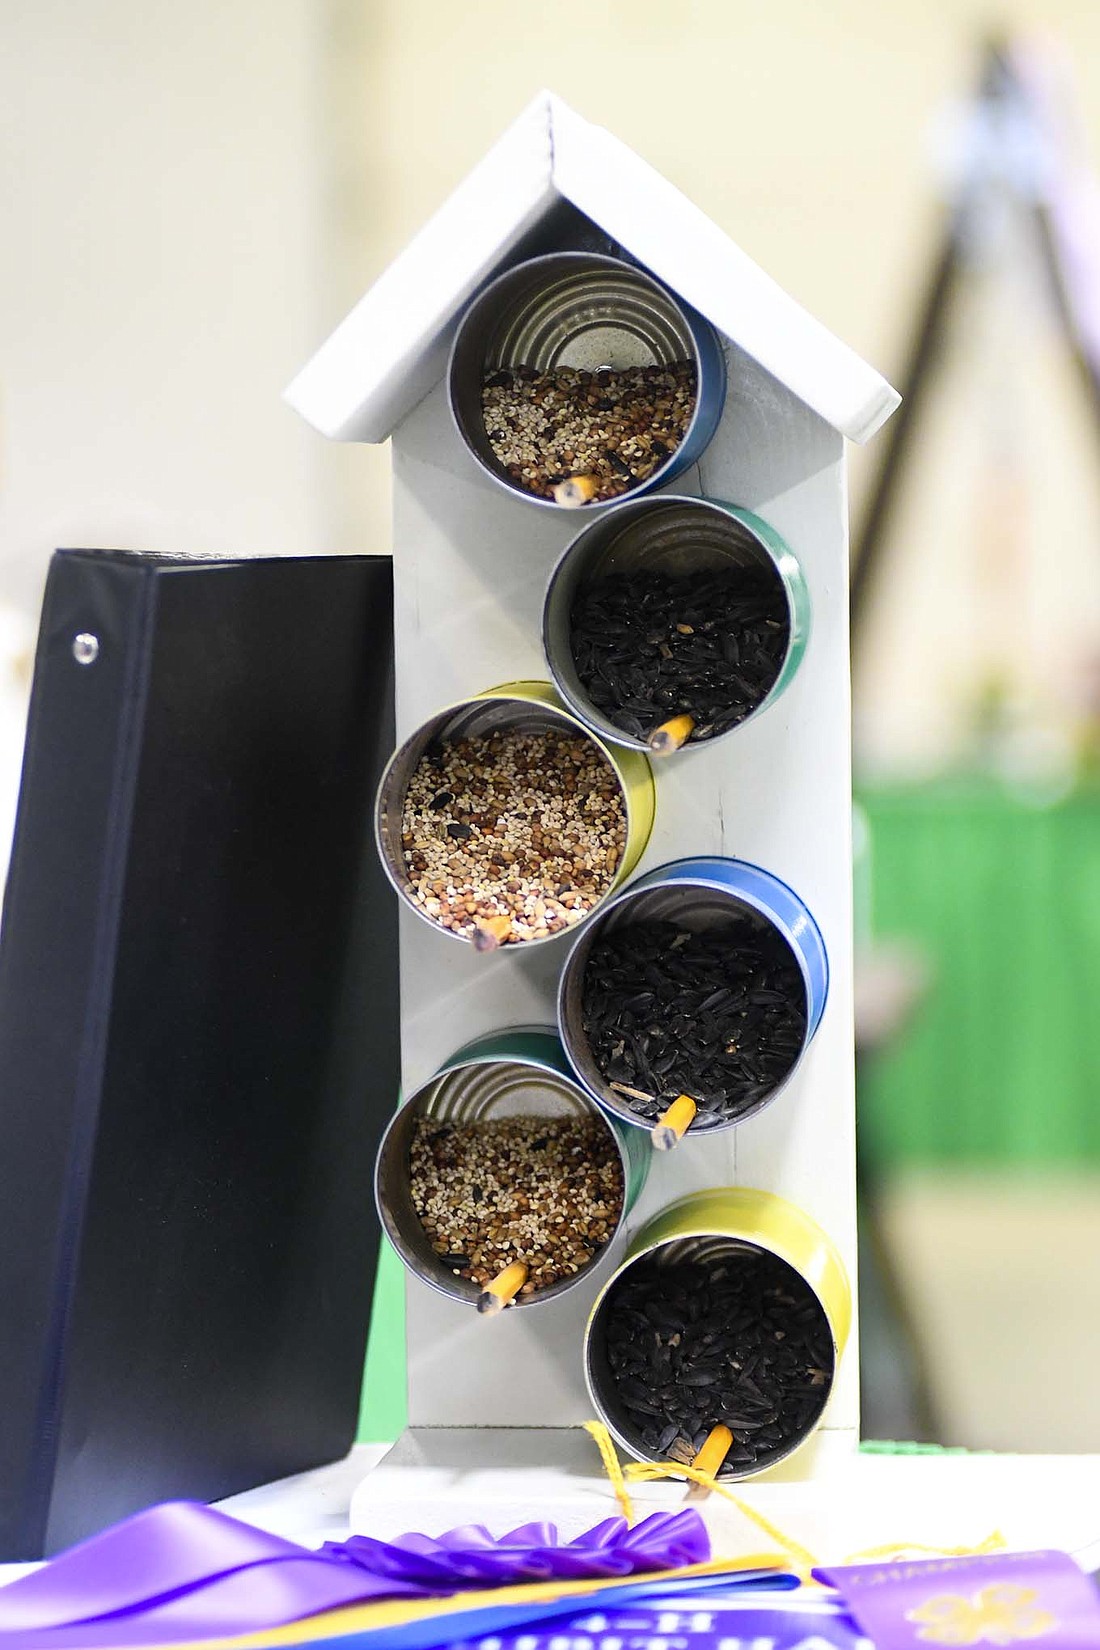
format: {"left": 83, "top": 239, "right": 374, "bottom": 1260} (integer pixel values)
{"left": 907, "top": 1582, "right": 1057, "bottom": 1645}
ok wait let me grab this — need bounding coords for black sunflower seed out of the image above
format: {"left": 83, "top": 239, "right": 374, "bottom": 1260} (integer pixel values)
{"left": 581, "top": 916, "right": 806, "bottom": 1125}
{"left": 600, "top": 1248, "right": 833, "bottom": 1475}
{"left": 569, "top": 564, "right": 789, "bottom": 743}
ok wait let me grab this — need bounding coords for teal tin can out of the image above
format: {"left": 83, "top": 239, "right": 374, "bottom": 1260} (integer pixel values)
{"left": 375, "top": 1027, "right": 650, "bottom": 1309}
{"left": 542, "top": 494, "right": 810, "bottom": 753}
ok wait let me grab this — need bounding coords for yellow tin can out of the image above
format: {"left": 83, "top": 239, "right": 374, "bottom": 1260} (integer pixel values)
{"left": 584, "top": 1188, "right": 851, "bottom": 1479}
{"left": 375, "top": 680, "right": 655, "bottom": 948}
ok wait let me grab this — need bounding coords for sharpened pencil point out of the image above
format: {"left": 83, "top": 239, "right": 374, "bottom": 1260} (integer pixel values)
{"left": 552, "top": 474, "right": 601, "bottom": 508}
{"left": 472, "top": 914, "right": 512, "bottom": 952}
{"left": 651, "top": 1094, "right": 697, "bottom": 1151}
{"left": 648, "top": 714, "right": 695, "bottom": 755}
{"left": 685, "top": 1424, "right": 733, "bottom": 1499}
{"left": 477, "top": 1260, "right": 529, "bottom": 1314}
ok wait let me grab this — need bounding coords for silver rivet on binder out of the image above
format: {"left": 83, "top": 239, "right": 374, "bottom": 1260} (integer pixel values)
{"left": 72, "top": 633, "right": 99, "bottom": 666}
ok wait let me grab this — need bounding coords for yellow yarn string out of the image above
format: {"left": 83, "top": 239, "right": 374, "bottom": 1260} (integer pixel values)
{"left": 841, "top": 1529, "right": 1007, "bottom": 1564}
{"left": 584, "top": 1422, "right": 1007, "bottom": 1581}
{"left": 582, "top": 1421, "right": 636, "bottom": 1524}
{"left": 625, "top": 1459, "right": 819, "bottom": 1575}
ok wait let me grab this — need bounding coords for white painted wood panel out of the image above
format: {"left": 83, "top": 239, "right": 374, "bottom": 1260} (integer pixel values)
{"left": 390, "top": 337, "right": 858, "bottom": 1476}
{"left": 285, "top": 93, "right": 898, "bottom": 447}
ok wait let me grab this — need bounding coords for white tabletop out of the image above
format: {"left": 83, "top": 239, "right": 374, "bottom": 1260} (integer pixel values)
{"left": 5, "top": 1441, "right": 1100, "bottom": 1587}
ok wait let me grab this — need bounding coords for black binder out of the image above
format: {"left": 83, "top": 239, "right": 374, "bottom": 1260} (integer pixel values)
{"left": 0, "top": 550, "right": 398, "bottom": 1557}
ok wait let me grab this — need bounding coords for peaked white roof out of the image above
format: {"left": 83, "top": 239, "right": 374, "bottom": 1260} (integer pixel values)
{"left": 285, "top": 92, "right": 899, "bottom": 446}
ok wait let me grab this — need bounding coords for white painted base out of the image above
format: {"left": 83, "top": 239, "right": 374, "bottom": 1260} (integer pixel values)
{"left": 343, "top": 1434, "right": 1100, "bottom": 1573}
{"left": 5, "top": 1444, "right": 1098, "bottom": 1589}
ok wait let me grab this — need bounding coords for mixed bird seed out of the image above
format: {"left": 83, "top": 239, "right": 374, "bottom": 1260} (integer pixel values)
{"left": 601, "top": 1249, "right": 833, "bottom": 1471}
{"left": 570, "top": 566, "right": 790, "bottom": 743}
{"left": 481, "top": 363, "right": 697, "bottom": 503}
{"left": 409, "top": 1114, "right": 624, "bottom": 1296}
{"left": 400, "top": 726, "right": 627, "bottom": 944}
{"left": 581, "top": 917, "right": 807, "bottom": 1124}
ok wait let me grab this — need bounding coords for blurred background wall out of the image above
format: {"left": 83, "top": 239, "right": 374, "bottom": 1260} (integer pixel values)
{"left": 7, "top": 0, "right": 1100, "bottom": 721}
{"left": 5, "top": 0, "right": 1100, "bottom": 1452}
{"left": 10, "top": 0, "right": 1100, "bottom": 605}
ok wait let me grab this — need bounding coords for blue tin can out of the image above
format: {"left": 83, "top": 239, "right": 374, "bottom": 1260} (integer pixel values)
{"left": 448, "top": 252, "right": 726, "bottom": 510}
{"left": 557, "top": 856, "right": 828, "bottom": 1134}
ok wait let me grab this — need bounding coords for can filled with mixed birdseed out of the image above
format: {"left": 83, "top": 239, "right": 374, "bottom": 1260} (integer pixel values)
{"left": 543, "top": 496, "right": 810, "bottom": 753}
{"left": 584, "top": 1188, "right": 851, "bottom": 1477}
{"left": 558, "top": 856, "right": 828, "bottom": 1133}
{"left": 449, "top": 252, "right": 725, "bottom": 510}
{"left": 376, "top": 1027, "right": 650, "bottom": 1308}
{"left": 375, "top": 680, "right": 655, "bottom": 949}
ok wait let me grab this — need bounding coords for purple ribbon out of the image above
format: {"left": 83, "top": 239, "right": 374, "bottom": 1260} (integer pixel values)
{"left": 0, "top": 1501, "right": 709, "bottom": 1647}
{"left": 817, "top": 1549, "right": 1100, "bottom": 1649}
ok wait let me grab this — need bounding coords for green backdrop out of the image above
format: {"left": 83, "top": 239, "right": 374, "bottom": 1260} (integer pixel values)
{"left": 359, "top": 1242, "right": 406, "bottom": 1443}
{"left": 859, "top": 780, "right": 1100, "bottom": 1166}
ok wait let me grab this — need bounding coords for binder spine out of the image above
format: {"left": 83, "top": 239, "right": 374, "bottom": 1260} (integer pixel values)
{"left": 0, "top": 554, "right": 155, "bottom": 1556}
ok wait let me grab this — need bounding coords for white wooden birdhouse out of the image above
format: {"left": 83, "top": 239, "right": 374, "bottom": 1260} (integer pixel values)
{"left": 286, "top": 90, "right": 902, "bottom": 1538}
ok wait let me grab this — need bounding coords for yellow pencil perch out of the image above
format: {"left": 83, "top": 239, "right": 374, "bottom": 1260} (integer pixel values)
{"left": 648, "top": 714, "right": 695, "bottom": 755}
{"left": 685, "top": 1424, "right": 734, "bottom": 1500}
{"left": 477, "top": 1261, "right": 529, "bottom": 1316}
{"left": 651, "top": 1095, "right": 697, "bottom": 1151}
{"left": 552, "top": 474, "right": 601, "bottom": 508}
{"left": 472, "top": 914, "right": 513, "bottom": 952}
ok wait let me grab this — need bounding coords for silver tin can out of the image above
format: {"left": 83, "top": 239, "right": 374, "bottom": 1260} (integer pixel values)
{"left": 558, "top": 855, "right": 828, "bottom": 1133}
{"left": 542, "top": 495, "right": 810, "bottom": 751}
{"left": 449, "top": 252, "right": 726, "bottom": 509}
{"left": 375, "top": 1027, "right": 650, "bottom": 1308}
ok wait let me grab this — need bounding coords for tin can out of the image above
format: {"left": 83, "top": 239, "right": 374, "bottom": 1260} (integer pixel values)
{"left": 449, "top": 252, "right": 726, "bottom": 509}
{"left": 374, "top": 680, "right": 655, "bottom": 948}
{"left": 375, "top": 1027, "right": 650, "bottom": 1308}
{"left": 584, "top": 1188, "right": 851, "bottom": 1477}
{"left": 557, "top": 856, "right": 828, "bottom": 1131}
{"left": 542, "top": 495, "right": 810, "bottom": 751}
